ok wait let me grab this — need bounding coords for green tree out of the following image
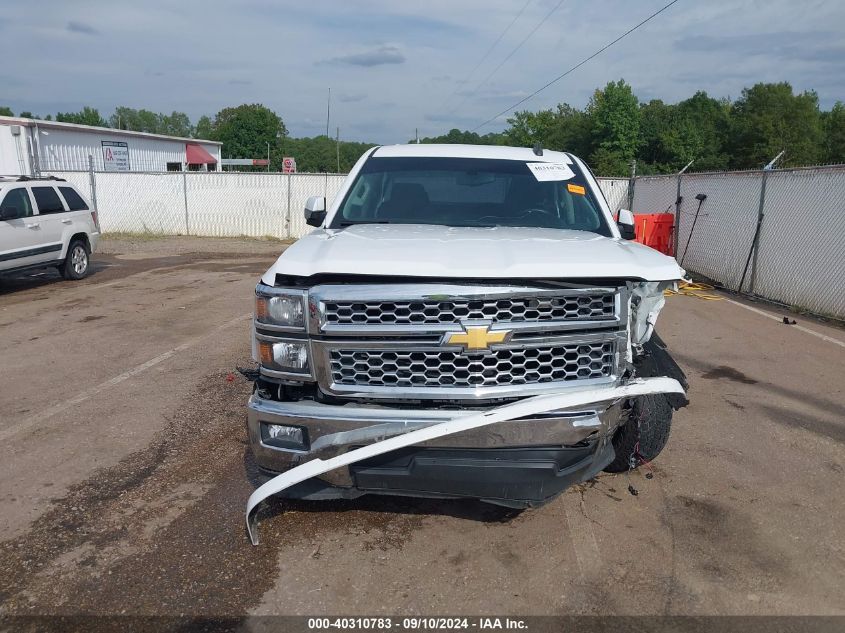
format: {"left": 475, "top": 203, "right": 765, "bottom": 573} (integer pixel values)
{"left": 728, "top": 82, "right": 823, "bottom": 168}
{"left": 637, "top": 99, "right": 674, "bottom": 172}
{"left": 18, "top": 111, "right": 35, "bottom": 119}
{"left": 638, "top": 92, "right": 730, "bottom": 173}
{"left": 194, "top": 115, "right": 214, "bottom": 140}
{"left": 504, "top": 110, "right": 557, "bottom": 147}
{"left": 110, "top": 107, "right": 193, "bottom": 136}
{"left": 56, "top": 106, "right": 107, "bottom": 127}
{"left": 587, "top": 80, "right": 640, "bottom": 175}
{"left": 418, "top": 128, "right": 504, "bottom": 145}
{"left": 544, "top": 104, "right": 592, "bottom": 157}
{"left": 822, "top": 101, "right": 845, "bottom": 164}
{"left": 159, "top": 111, "right": 193, "bottom": 137}
{"left": 213, "top": 104, "right": 287, "bottom": 161}
{"left": 274, "top": 135, "right": 376, "bottom": 173}
{"left": 0, "top": 106, "right": 13, "bottom": 116}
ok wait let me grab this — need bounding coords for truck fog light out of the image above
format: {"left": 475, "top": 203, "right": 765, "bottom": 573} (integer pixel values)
{"left": 258, "top": 341, "right": 309, "bottom": 372}
{"left": 261, "top": 423, "right": 308, "bottom": 450}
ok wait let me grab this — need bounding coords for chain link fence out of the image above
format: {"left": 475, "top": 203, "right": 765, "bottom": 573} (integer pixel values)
{"left": 629, "top": 165, "right": 845, "bottom": 318}
{"left": 49, "top": 169, "right": 349, "bottom": 239}
{"left": 595, "top": 177, "right": 629, "bottom": 213}
{"left": 49, "top": 162, "right": 845, "bottom": 319}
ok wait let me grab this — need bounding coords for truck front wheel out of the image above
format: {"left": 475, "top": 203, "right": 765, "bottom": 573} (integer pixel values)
{"left": 604, "top": 394, "right": 673, "bottom": 473}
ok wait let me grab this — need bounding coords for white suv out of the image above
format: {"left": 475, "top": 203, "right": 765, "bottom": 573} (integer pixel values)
{"left": 0, "top": 176, "right": 100, "bottom": 280}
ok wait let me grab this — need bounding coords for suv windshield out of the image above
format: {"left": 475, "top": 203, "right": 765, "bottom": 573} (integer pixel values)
{"left": 331, "top": 156, "right": 612, "bottom": 236}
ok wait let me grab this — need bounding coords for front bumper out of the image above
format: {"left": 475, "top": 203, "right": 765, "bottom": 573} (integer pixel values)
{"left": 245, "top": 377, "right": 685, "bottom": 544}
{"left": 247, "top": 393, "right": 624, "bottom": 489}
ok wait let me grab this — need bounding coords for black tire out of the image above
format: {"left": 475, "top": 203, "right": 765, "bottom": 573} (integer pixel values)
{"left": 61, "top": 240, "right": 90, "bottom": 280}
{"left": 604, "top": 394, "right": 673, "bottom": 473}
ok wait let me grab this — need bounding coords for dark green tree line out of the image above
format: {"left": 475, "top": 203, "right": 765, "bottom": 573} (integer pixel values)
{"left": 5, "top": 79, "right": 844, "bottom": 174}
{"left": 420, "top": 80, "right": 845, "bottom": 174}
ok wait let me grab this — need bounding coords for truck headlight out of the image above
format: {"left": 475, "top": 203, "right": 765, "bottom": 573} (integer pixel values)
{"left": 255, "top": 290, "right": 305, "bottom": 329}
{"left": 258, "top": 340, "right": 309, "bottom": 373}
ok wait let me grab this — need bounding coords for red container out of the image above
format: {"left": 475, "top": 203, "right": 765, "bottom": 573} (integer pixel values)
{"left": 633, "top": 213, "right": 675, "bottom": 256}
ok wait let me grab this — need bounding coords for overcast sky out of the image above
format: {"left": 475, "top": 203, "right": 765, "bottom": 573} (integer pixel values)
{"left": 2, "top": 0, "right": 844, "bottom": 143}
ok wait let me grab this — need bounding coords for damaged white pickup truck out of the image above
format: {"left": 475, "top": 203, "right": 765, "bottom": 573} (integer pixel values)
{"left": 246, "top": 144, "right": 688, "bottom": 543}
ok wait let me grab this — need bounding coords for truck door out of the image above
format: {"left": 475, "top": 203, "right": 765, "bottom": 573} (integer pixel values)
{"left": 0, "top": 186, "right": 56, "bottom": 271}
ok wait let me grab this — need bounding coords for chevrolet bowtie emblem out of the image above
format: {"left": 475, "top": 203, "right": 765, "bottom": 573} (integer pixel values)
{"left": 443, "top": 324, "right": 512, "bottom": 351}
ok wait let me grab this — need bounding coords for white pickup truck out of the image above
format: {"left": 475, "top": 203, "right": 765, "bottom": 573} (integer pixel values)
{"left": 246, "top": 144, "right": 687, "bottom": 533}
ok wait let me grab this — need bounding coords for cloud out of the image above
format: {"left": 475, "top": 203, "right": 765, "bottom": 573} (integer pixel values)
{"left": 66, "top": 20, "right": 98, "bottom": 35}
{"left": 676, "top": 31, "right": 845, "bottom": 64}
{"left": 338, "top": 93, "right": 366, "bottom": 103}
{"left": 322, "top": 45, "right": 405, "bottom": 67}
{"left": 228, "top": 78, "right": 252, "bottom": 85}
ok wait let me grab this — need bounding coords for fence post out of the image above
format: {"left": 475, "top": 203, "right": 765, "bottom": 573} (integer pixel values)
{"left": 182, "top": 172, "right": 190, "bottom": 236}
{"left": 738, "top": 170, "right": 769, "bottom": 294}
{"left": 673, "top": 174, "right": 683, "bottom": 258}
{"left": 286, "top": 173, "right": 292, "bottom": 238}
{"left": 627, "top": 159, "right": 637, "bottom": 210}
{"left": 87, "top": 154, "right": 98, "bottom": 214}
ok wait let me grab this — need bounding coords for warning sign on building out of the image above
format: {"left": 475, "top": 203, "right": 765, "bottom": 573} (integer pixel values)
{"left": 101, "top": 141, "right": 130, "bottom": 171}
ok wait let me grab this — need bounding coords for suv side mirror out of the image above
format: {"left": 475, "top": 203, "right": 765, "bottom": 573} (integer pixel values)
{"left": 617, "top": 209, "right": 636, "bottom": 240}
{"left": 0, "top": 206, "right": 19, "bottom": 221}
{"left": 304, "top": 196, "right": 327, "bottom": 227}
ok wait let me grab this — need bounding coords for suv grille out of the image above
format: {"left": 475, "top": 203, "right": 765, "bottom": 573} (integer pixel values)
{"left": 323, "top": 293, "right": 615, "bottom": 326}
{"left": 330, "top": 342, "right": 614, "bottom": 389}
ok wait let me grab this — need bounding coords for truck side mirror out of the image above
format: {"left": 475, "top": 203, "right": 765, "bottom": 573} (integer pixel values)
{"left": 617, "top": 209, "right": 636, "bottom": 240}
{"left": 304, "top": 196, "right": 326, "bottom": 227}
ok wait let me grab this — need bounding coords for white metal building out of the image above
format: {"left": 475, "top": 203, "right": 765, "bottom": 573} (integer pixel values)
{"left": 0, "top": 116, "right": 221, "bottom": 175}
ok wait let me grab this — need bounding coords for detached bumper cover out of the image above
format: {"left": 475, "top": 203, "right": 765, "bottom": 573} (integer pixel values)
{"left": 245, "top": 376, "right": 685, "bottom": 544}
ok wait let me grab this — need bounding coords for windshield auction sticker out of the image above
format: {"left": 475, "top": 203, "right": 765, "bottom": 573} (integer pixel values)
{"left": 527, "top": 162, "right": 575, "bottom": 181}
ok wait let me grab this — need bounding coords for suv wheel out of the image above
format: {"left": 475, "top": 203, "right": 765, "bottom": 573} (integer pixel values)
{"left": 61, "top": 240, "right": 90, "bottom": 280}
{"left": 604, "top": 394, "right": 673, "bottom": 473}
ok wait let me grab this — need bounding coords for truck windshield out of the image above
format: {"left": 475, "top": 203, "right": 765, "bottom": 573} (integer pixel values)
{"left": 331, "top": 156, "right": 612, "bottom": 236}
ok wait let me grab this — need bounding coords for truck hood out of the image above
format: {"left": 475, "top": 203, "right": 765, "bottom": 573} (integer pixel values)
{"left": 262, "top": 224, "right": 684, "bottom": 283}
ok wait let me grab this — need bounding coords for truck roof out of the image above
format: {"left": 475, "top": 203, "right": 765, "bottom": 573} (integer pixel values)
{"left": 372, "top": 144, "right": 574, "bottom": 163}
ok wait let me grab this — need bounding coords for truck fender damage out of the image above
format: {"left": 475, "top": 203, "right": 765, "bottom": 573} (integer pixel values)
{"left": 245, "top": 376, "right": 685, "bottom": 545}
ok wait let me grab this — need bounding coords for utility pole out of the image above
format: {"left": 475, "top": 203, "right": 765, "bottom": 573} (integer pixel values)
{"left": 326, "top": 88, "right": 331, "bottom": 138}
{"left": 336, "top": 127, "right": 340, "bottom": 173}
{"left": 415, "top": 128, "right": 419, "bottom": 144}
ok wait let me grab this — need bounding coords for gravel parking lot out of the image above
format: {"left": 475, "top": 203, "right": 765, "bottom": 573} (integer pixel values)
{"left": 0, "top": 236, "right": 843, "bottom": 620}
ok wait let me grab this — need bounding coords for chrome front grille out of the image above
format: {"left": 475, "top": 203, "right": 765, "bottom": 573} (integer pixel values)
{"left": 330, "top": 342, "right": 615, "bottom": 389}
{"left": 323, "top": 293, "right": 615, "bottom": 326}
{"left": 307, "top": 283, "right": 627, "bottom": 400}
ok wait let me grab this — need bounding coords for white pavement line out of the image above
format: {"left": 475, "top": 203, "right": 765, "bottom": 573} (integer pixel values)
{"left": 563, "top": 496, "right": 603, "bottom": 579}
{"left": 0, "top": 313, "right": 251, "bottom": 443}
{"left": 723, "top": 299, "right": 845, "bottom": 349}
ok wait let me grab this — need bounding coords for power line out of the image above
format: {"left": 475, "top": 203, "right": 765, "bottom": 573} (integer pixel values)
{"left": 438, "top": 0, "right": 534, "bottom": 113}
{"left": 470, "top": 0, "right": 684, "bottom": 132}
{"left": 448, "top": 0, "right": 566, "bottom": 117}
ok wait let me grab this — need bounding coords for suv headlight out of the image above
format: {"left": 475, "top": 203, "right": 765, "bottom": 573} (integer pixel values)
{"left": 255, "top": 286, "right": 306, "bottom": 329}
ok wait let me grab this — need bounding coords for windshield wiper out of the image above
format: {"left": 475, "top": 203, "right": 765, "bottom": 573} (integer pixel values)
{"left": 337, "top": 220, "right": 392, "bottom": 227}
